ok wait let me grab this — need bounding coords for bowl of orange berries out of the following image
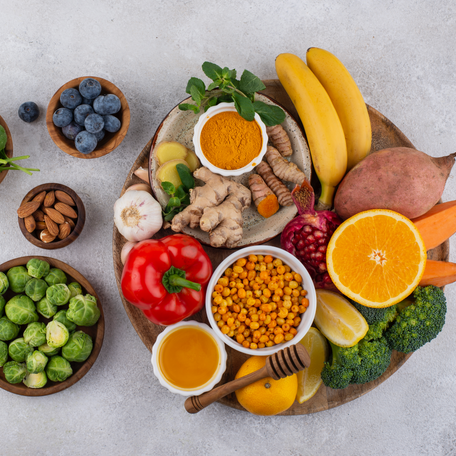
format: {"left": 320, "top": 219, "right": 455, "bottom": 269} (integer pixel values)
{"left": 206, "top": 246, "right": 316, "bottom": 356}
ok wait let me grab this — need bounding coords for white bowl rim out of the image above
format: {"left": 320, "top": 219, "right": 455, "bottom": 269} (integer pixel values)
{"left": 205, "top": 246, "right": 317, "bottom": 356}
{"left": 151, "top": 320, "right": 227, "bottom": 396}
{"left": 192, "top": 102, "right": 268, "bottom": 177}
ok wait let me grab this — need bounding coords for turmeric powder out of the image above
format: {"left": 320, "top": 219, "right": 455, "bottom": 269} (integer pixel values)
{"left": 200, "top": 111, "right": 262, "bottom": 170}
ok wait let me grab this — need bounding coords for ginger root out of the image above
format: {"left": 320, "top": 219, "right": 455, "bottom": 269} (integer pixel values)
{"left": 256, "top": 161, "right": 293, "bottom": 206}
{"left": 267, "top": 124, "right": 292, "bottom": 157}
{"left": 248, "top": 174, "right": 279, "bottom": 218}
{"left": 265, "top": 146, "right": 306, "bottom": 185}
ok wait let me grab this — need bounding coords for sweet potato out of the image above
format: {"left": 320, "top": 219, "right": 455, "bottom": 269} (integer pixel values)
{"left": 334, "top": 147, "right": 456, "bottom": 220}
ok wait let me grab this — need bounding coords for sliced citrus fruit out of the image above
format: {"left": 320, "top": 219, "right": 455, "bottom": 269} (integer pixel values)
{"left": 314, "top": 289, "right": 368, "bottom": 347}
{"left": 327, "top": 209, "right": 427, "bottom": 308}
{"left": 296, "top": 327, "right": 329, "bottom": 403}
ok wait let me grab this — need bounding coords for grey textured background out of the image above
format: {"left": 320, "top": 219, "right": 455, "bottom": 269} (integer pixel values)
{"left": 1, "top": 1, "right": 455, "bottom": 455}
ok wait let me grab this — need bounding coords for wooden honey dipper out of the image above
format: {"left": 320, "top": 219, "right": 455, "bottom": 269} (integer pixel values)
{"left": 185, "top": 343, "right": 311, "bottom": 414}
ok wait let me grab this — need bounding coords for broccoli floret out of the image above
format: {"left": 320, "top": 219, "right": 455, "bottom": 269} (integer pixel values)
{"left": 351, "top": 301, "right": 398, "bottom": 325}
{"left": 385, "top": 285, "right": 446, "bottom": 353}
{"left": 351, "top": 337, "right": 392, "bottom": 384}
{"left": 321, "top": 341, "right": 360, "bottom": 389}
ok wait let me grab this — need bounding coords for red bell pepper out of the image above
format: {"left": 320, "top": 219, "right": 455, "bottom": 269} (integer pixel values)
{"left": 121, "top": 234, "right": 213, "bottom": 326}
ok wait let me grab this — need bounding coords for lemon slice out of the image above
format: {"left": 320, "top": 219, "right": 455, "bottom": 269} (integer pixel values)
{"left": 314, "top": 289, "right": 368, "bottom": 347}
{"left": 296, "top": 327, "right": 329, "bottom": 403}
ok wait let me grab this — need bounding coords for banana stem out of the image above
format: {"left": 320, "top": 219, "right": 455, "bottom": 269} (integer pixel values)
{"left": 316, "top": 184, "right": 335, "bottom": 211}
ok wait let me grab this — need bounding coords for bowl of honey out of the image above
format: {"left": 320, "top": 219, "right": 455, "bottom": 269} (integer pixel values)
{"left": 151, "top": 321, "right": 227, "bottom": 396}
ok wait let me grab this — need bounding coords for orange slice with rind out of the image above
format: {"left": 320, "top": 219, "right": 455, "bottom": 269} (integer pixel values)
{"left": 327, "top": 209, "right": 427, "bottom": 308}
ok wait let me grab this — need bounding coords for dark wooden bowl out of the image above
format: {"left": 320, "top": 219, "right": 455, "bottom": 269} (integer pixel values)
{"left": 0, "top": 114, "right": 14, "bottom": 184}
{"left": 0, "top": 256, "right": 105, "bottom": 396}
{"left": 18, "top": 183, "right": 85, "bottom": 250}
{"left": 46, "top": 76, "right": 130, "bottom": 159}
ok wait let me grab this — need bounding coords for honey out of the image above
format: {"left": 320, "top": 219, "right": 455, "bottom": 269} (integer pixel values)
{"left": 158, "top": 326, "right": 220, "bottom": 390}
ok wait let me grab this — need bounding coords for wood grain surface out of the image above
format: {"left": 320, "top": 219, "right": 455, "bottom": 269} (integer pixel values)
{"left": 46, "top": 76, "right": 130, "bottom": 159}
{"left": 18, "top": 183, "right": 86, "bottom": 250}
{"left": 0, "top": 256, "right": 105, "bottom": 396}
{"left": 0, "top": 114, "right": 14, "bottom": 185}
{"left": 112, "top": 80, "right": 449, "bottom": 414}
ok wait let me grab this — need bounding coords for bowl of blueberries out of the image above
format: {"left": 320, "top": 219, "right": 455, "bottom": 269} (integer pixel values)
{"left": 46, "top": 77, "right": 130, "bottom": 159}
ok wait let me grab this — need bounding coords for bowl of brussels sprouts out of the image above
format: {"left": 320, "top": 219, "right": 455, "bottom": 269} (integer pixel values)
{"left": 0, "top": 256, "right": 104, "bottom": 396}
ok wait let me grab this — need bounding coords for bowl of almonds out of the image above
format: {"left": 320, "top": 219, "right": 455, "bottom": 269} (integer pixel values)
{"left": 17, "top": 183, "right": 85, "bottom": 249}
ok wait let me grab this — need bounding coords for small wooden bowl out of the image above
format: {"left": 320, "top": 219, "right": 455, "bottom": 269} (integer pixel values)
{"left": 0, "top": 114, "right": 14, "bottom": 184}
{"left": 0, "top": 255, "right": 105, "bottom": 396}
{"left": 18, "top": 183, "right": 86, "bottom": 250}
{"left": 46, "top": 76, "right": 130, "bottom": 159}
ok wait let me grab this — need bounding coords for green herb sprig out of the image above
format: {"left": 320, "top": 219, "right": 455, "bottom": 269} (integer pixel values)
{"left": 179, "top": 62, "right": 286, "bottom": 126}
{"left": 0, "top": 126, "right": 39, "bottom": 176}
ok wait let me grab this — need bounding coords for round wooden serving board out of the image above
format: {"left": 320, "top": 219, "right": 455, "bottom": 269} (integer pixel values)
{"left": 112, "top": 80, "right": 449, "bottom": 414}
{"left": 0, "top": 114, "right": 14, "bottom": 185}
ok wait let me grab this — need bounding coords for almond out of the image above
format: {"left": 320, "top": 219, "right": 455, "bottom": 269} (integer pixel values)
{"left": 17, "top": 201, "right": 40, "bottom": 218}
{"left": 24, "top": 215, "right": 36, "bottom": 233}
{"left": 64, "top": 216, "right": 76, "bottom": 229}
{"left": 43, "top": 207, "right": 65, "bottom": 224}
{"left": 55, "top": 190, "right": 75, "bottom": 206}
{"left": 54, "top": 202, "right": 78, "bottom": 219}
{"left": 33, "top": 209, "right": 45, "bottom": 222}
{"left": 58, "top": 222, "right": 71, "bottom": 240}
{"left": 44, "top": 215, "right": 60, "bottom": 237}
{"left": 32, "top": 191, "right": 47, "bottom": 204}
{"left": 43, "top": 191, "right": 55, "bottom": 208}
{"left": 36, "top": 221, "right": 47, "bottom": 230}
{"left": 40, "top": 230, "right": 56, "bottom": 243}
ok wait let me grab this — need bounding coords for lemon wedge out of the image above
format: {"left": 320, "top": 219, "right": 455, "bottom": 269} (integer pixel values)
{"left": 314, "top": 289, "right": 368, "bottom": 347}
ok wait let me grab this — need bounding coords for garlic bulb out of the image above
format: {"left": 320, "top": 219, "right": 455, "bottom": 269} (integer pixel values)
{"left": 121, "top": 241, "right": 137, "bottom": 265}
{"left": 114, "top": 190, "right": 162, "bottom": 241}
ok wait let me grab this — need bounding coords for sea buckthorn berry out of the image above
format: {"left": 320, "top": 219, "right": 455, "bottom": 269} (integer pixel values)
{"left": 294, "top": 317, "right": 301, "bottom": 326}
{"left": 284, "top": 333, "right": 294, "bottom": 341}
{"left": 222, "top": 288, "right": 231, "bottom": 297}
{"left": 251, "top": 314, "right": 259, "bottom": 322}
{"left": 264, "top": 315, "right": 272, "bottom": 325}
{"left": 218, "top": 277, "right": 229, "bottom": 286}
{"left": 248, "top": 254, "right": 258, "bottom": 262}
{"left": 225, "top": 268, "right": 233, "bottom": 277}
{"left": 233, "top": 266, "right": 244, "bottom": 274}
{"left": 284, "top": 265, "right": 291, "bottom": 272}
{"left": 236, "top": 258, "right": 247, "bottom": 267}
{"left": 289, "top": 281, "right": 299, "bottom": 289}
{"left": 276, "top": 317, "right": 285, "bottom": 326}
{"left": 261, "top": 303, "right": 272, "bottom": 313}
{"left": 242, "top": 341, "right": 250, "bottom": 348}
{"left": 258, "top": 343, "right": 265, "bottom": 349}
{"left": 282, "top": 323, "right": 291, "bottom": 332}
{"left": 250, "top": 322, "right": 260, "bottom": 330}
{"left": 264, "top": 255, "right": 273, "bottom": 263}
{"left": 253, "top": 330, "right": 261, "bottom": 339}
{"left": 289, "top": 328, "right": 298, "bottom": 335}
{"left": 259, "top": 335, "right": 269, "bottom": 343}
{"left": 301, "top": 289, "right": 308, "bottom": 296}
{"left": 236, "top": 334, "right": 245, "bottom": 344}
{"left": 272, "top": 259, "right": 282, "bottom": 267}
{"left": 266, "top": 341, "right": 274, "bottom": 347}
{"left": 284, "top": 273, "right": 293, "bottom": 282}
{"left": 211, "top": 305, "right": 218, "bottom": 314}
{"left": 246, "top": 261, "right": 255, "bottom": 270}
{"left": 218, "top": 307, "right": 227, "bottom": 315}
{"left": 274, "top": 334, "right": 284, "bottom": 344}
{"left": 292, "top": 305, "right": 300, "bottom": 313}
{"left": 302, "top": 298, "right": 310, "bottom": 307}
{"left": 214, "top": 284, "right": 224, "bottom": 293}
{"left": 294, "top": 273, "right": 302, "bottom": 283}
{"left": 217, "top": 320, "right": 224, "bottom": 328}
{"left": 284, "top": 287, "right": 292, "bottom": 296}
{"left": 277, "top": 266, "right": 286, "bottom": 274}
{"left": 214, "top": 313, "right": 221, "bottom": 322}
{"left": 292, "top": 289, "right": 300, "bottom": 297}
{"left": 257, "top": 255, "right": 264, "bottom": 262}
{"left": 250, "top": 343, "right": 258, "bottom": 350}
{"left": 283, "top": 301, "right": 292, "bottom": 310}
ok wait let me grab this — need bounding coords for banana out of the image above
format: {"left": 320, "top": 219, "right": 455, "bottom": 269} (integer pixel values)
{"left": 306, "top": 47, "right": 372, "bottom": 171}
{"left": 275, "top": 53, "right": 347, "bottom": 210}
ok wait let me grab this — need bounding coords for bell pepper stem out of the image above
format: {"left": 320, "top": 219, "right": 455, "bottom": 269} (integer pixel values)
{"left": 168, "top": 275, "right": 201, "bottom": 291}
{"left": 162, "top": 266, "right": 202, "bottom": 293}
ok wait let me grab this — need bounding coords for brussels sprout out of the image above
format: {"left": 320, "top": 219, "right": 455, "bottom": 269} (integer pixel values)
{"left": 44, "top": 268, "right": 67, "bottom": 286}
{"left": 67, "top": 294, "right": 100, "bottom": 326}
{"left": 26, "top": 350, "right": 48, "bottom": 373}
{"left": 46, "top": 284, "right": 71, "bottom": 306}
{"left": 7, "top": 266, "right": 31, "bottom": 293}
{"left": 68, "top": 282, "right": 83, "bottom": 298}
{"left": 0, "top": 295, "right": 5, "bottom": 317}
{"left": 3, "top": 361, "right": 27, "bottom": 384}
{"left": 23, "top": 322, "right": 47, "bottom": 347}
{"left": 5, "top": 295, "right": 38, "bottom": 325}
{"left": 26, "top": 258, "right": 50, "bottom": 279}
{"left": 36, "top": 297, "right": 57, "bottom": 319}
{"left": 0, "top": 341, "right": 8, "bottom": 367}
{"left": 0, "top": 272, "right": 8, "bottom": 295}
{"left": 0, "top": 317, "right": 20, "bottom": 341}
{"left": 23, "top": 371, "right": 47, "bottom": 388}
{"left": 38, "top": 343, "right": 60, "bottom": 356}
{"left": 61, "top": 331, "right": 93, "bottom": 362}
{"left": 46, "top": 355, "right": 73, "bottom": 382}
{"left": 53, "top": 310, "right": 76, "bottom": 332}
{"left": 8, "top": 337, "right": 33, "bottom": 362}
{"left": 46, "top": 320, "right": 69, "bottom": 348}
{"left": 25, "top": 278, "right": 48, "bottom": 302}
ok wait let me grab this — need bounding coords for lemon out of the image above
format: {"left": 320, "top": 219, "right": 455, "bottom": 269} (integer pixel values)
{"left": 314, "top": 289, "right": 368, "bottom": 347}
{"left": 296, "top": 327, "right": 329, "bottom": 403}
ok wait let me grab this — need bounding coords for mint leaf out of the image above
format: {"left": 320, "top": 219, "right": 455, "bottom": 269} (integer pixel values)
{"left": 233, "top": 92, "right": 255, "bottom": 121}
{"left": 179, "top": 103, "right": 200, "bottom": 113}
{"left": 190, "top": 85, "right": 205, "bottom": 105}
{"left": 161, "top": 181, "right": 176, "bottom": 195}
{"left": 0, "top": 126, "right": 7, "bottom": 151}
{"left": 202, "top": 62, "right": 223, "bottom": 81}
{"left": 239, "top": 70, "right": 266, "bottom": 95}
{"left": 230, "top": 69, "right": 237, "bottom": 79}
{"left": 204, "top": 97, "right": 218, "bottom": 111}
{"left": 253, "top": 101, "right": 286, "bottom": 126}
{"left": 222, "top": 67, "right": 231, "bottom": 80}
{"left": 176, "top": 163, "right": 195, "bottom": 191}
{"left": 175, "top": 185, "right": 187, "bottom": 200}
{"left": 207, "top": 81, "right": 220, "bottom": 91}
{"left": 186, "top": 77, "right": 205, "bottom": 96}
{"left": 167, "top": 197, "right": 181, "bottom": 209}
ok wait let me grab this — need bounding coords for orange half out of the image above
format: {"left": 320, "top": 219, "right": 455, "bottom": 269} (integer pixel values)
{"left": 327, "top": 209, "right": 427, "bottom": 308}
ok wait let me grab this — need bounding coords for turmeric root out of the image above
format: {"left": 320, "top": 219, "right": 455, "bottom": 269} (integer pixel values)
{"left": 267, "top": 124, "right": 293, "bottom": 157}
{"left": 265, "top": 146, "right": 306, "bottom": 185}
{"left": 248, "top": 174, "right": 279, "bottom": 218}
{"left": 256, "top": 161, "right": 293, "bottom": 206}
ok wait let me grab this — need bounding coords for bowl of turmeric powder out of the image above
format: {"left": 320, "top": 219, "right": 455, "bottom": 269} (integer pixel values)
{"left": 193, "top": 103, "right": 268, "bottom": 176}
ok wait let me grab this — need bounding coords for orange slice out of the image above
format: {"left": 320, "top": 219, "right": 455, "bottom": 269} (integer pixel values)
{"left": 327, "top": 209, "right": 427, "bottom": 308}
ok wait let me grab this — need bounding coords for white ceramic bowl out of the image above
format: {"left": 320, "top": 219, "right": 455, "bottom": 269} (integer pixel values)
{"left": 206, "top": 246, "right": 317, "bottom": 356}
{"left": 151, "top": 320, "right": 227, "bottom": 396}
{"left": 192, "top": 102, "right": 268, "bottom": 177}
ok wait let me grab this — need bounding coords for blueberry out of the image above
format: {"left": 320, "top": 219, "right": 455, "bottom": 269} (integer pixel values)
{"left": 93, "top": 94, "right": 121, "bottom": 115}
{"left": 18, "top": 102, "right": 40, "bottom": 122}
{"left": 74, "top": 104, "right": 94, "bottom": 126}
{"left": 103, "top": 115, "right": 121, "bottom": 133}
{"left": 85, "top": 113, "right": 104, "bottom": 134}
{"left": 94, "top": 129, "right": 105, "bottom": 141}
{"left": 81, "top": 96, "right": 93, "bottom": 106}
{"left": 60, "top": 88, "right": 82, "bottom": 109}
{"left": 53, "top": 108, "right": 73, "bottom": 128}
{"left": 75, "top": 131, "right": 98, "bottom": 154}
{"left": 62, "top": 121, "right": 83, "bottom": 140}
{"left": 79, "top": 78, "right": 102, "bottom": 100}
